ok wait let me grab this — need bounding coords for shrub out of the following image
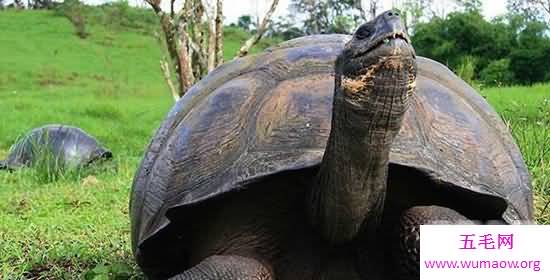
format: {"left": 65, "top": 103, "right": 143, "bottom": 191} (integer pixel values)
{"left": 456, "top": 56, "right": 477, "bottom": 86}
{"left": 55, "top": 0, "right": 89, "bottom": 39}
{"left": 90, "top": 1, "right": 158, "bottom": 33}
{"left": 509, "top": 47, "right": 550, "bottom": 85}
{"left": 479, "top": 58, "right": 514, "bottom": 86}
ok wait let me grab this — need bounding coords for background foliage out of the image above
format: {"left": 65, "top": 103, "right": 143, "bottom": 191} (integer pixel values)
{"left": 413, "top": 10, "right": 550, "bottom": 86}
{"left": 266, "top": 0, "right": 550, "bottom": 87}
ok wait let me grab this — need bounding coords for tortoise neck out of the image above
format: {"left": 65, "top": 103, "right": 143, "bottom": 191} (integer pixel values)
{"left": 307, "top": 71, "right": 409, "bottom": 244}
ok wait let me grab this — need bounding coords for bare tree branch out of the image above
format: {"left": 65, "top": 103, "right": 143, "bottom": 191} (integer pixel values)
{"left": 237, "top": 0, "right": 280, "bottom": 57}
{"left": 529, "top": 0, "right": 550, "bottom": 16}
{"left": 146, "top": 0, "right": 195, "bottom": 98}
{"left": 367, "top": 0, "right": 381, "bottom": 19}
{"left": 148, "top": 0, "right": 278, "bottom": 101}
{"left": 356, "top": 0, "right": 368, "bottom": 20}
{"left": 170, "top": 0, "right": 176, "bottom": 17}
{"left": 145, "top": 0, "right": 163, "bottom": 14}
{"left": 160, "top": 59, "right": 179, "bottom": 101}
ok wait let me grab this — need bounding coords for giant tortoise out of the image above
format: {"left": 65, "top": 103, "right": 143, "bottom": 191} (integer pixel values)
{"left": 130, "top": 11, "right": 532, "bottom": 280}
{"left": 0, "top": 124, "right": 112, "bottom": 171}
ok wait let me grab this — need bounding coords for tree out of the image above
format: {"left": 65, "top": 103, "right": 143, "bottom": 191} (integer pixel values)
{"left": 144, "top": 0, "right": 221, "bottom": 100}
{"left": 479, "top": 58, "right": 514, "bottom": 86}
{"left": 518, "top": 0, "right": 550, "bottom": 17}
{"left": 509, "top": 20, "right": 550, "bottom": 84}
{"left": 455, "top": 0, "right": 482, "bottom": 12}
{"left": 237, "top": 15, "right": 254, "bottom": 31}
{"left": 360, "top": 0, "right": 383, "bottom": 20}
{"left": 270, "top": 15, "right": 305, "bottom": 40}
{"left": 529, "top": 0, "right": 550, "bottom": 16}
{"left": 145, "top": 0, "right": 280, "bottom": 100}
{"left": 290, "top": 0, "right": 328, "bottom": 34}
{"left": 413, "top": 11, "right": 500, "bottom": 70}
{"left": 14, "top": 0, "right": 24, "bottom": 8}
{"left": 29, "top": 0, "right": 55, "bottom": 9}
{"left": 290, "top": 0, "right": 363, "bottom": 34}
{"left": 508, "top": 0, "right": 550, "bottom": 23}
{"left": 395, "top": 0, "right": 433, "bottom": 31}
{"left": 56, "top": 0, "right": 89, "bottom": 39}
{"left": 412, "top": 7, "right": 550, "bottom": 85}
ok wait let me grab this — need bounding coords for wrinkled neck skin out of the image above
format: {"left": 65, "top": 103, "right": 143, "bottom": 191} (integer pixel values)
{"left": 309, "top": 57, "right": 414, "bottom": 244}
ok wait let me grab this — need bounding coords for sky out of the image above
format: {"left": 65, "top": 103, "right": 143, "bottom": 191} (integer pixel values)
{"left": 221, "top": 0, "right": 508, "bottom": 24}
{"left": 5, "top": 0, "right": 509, "bottom": 24}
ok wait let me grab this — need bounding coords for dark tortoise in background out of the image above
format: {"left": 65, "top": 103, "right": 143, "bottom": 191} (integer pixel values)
{"left": 0, "top": 124, "right": 112, "bottom": 171}
{"left": 130, "top": 11, "right": 532, "bottom": 280}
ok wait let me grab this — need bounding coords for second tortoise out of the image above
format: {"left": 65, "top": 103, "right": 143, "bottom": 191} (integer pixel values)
{"left": 0, "top": 125, "right": 112, "bottom": 171}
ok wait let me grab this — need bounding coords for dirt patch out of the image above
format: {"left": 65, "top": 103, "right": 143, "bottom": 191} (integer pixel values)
{"left": 34, "top": 70, "right": 80, "bottom": 87}
{"left": 23, "top": 259, "right": 94, "bottom": 279}
{"left": 82, "top": 175, "right": 100, "bottom": 187}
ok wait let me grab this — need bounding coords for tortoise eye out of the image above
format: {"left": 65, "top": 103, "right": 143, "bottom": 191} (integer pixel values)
{"left": 355, "top": 26, "right": 372, "bottom": 40}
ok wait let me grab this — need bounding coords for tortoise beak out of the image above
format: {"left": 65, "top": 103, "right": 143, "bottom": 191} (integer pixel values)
{"left": 86, "top": 148, "right": 113, "bottom": 166}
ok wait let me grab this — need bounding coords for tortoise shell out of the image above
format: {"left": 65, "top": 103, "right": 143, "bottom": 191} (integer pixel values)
{"left": 0, "top": 124, "right": 112, "bottom": 170}
{"left": 130, "top": 35, "right": 532, "bottom": 261}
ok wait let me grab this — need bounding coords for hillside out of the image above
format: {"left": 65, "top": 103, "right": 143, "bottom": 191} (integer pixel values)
{"left": 0, "top": 8, "right": 278, "bottom": 155}
{"left": 0, "top": 8, "right": 280, "bottom": 279}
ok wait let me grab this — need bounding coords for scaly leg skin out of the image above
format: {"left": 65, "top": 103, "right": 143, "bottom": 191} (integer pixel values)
{"left": 392, "top": 206, "right": 475, "bottom": 280}
{"left": 168, "top": 255, "right": 273, "bottom": 280}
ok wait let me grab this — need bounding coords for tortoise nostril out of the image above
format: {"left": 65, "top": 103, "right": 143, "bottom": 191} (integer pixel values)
{"left": 387, "top": 11, "right": 400, "bottom": 18}
{"left": 101, "top": 150, "right": 113, "bottom": 159}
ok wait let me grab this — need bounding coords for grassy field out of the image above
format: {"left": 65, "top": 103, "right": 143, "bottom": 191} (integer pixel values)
{"left": 0, "top": 8, "right": 548, "bottom": 280}
{"left": 482, "top": 84, "right": 550, "bottom": 225}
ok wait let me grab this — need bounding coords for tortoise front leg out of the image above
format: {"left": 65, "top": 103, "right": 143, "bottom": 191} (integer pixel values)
{"left": 168, "top": 255, "right": 273, "bottom": 280}
{"left": 391, "top": 206, "right": 475, "bottom": 280}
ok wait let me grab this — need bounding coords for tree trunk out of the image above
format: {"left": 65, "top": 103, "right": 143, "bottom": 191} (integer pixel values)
{"left": 369, "top": 0, "right": 379, "bottom": 19}
{"left": 215, "top": 0, "right": 224, "bottom": 66}
{"left": 207, "top": 19, "right": 217, "bottom": 71}
{"left": 146, "top": 0, "right": 276, "bottom": 101}
{"left": 357, "top": 0, "right": 368, "bottom": 20}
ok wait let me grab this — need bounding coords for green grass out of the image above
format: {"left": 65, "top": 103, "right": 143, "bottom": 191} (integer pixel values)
{"left": 481, "top": 84, "right": 550, "bottom": 225}
{"left": 0, "top": 8, "right": 280, "bottom": 279}
{"left": 0, "top": 9, "right": 170, "bottom": 279}
{"left": 0, "top": 8, "right": 548, "bottom": 280}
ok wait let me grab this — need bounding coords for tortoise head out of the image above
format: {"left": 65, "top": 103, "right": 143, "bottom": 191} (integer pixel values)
{"left": 336, "top": 10, "right": 417, "bottom": 131}
{"left": 309, "top": 12, "right": 418, "bottom": 246}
